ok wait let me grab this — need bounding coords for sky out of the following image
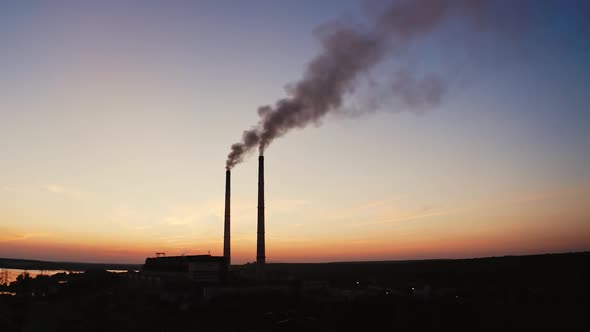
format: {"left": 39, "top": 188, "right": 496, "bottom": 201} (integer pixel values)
{"left": 1, "top": 0, "right": 589, "bottom": 264}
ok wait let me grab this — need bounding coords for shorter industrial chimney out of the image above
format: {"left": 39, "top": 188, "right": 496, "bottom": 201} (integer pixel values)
{"left": 223, "top": 169, "right": 231, "bottom": 267}
{"left": 256, "top": 155, "right": 266, "bottom": 279}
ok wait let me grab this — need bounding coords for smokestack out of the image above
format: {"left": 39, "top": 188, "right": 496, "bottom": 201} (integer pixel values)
{"left": 256, "top": 155, "right": 265, "bottom": 279}
{"left": 223, "top": 169, "right": 231, "bottom": 267}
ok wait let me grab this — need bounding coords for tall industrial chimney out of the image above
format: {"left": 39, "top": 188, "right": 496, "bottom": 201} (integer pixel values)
{"left": 223, "top": 169, "right": 231, "bottom": 267}
{"left": 256, "top": 155, "right": 266, "bottom": 279}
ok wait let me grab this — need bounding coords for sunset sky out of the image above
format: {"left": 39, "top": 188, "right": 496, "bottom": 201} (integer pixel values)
{"left": 1, "top": 0, "right": 589, "bottom": 264}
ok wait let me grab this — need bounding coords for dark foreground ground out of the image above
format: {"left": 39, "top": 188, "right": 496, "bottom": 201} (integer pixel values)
{"left": 1, "top": 252, "right": 589, "bottom": 331}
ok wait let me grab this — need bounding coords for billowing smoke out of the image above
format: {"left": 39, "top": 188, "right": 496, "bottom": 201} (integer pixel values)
{"left": 226, "top": 0, "right": 489, "bottom": 169}
{"left": 226, "top": 129, "right": 260, "bottom": 169}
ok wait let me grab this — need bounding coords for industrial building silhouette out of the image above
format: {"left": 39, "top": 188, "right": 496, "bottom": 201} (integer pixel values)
{"left": 140, "top": 155, "right": 268, "bottom": 284}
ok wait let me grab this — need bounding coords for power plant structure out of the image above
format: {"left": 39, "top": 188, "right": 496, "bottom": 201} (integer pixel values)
{"left": 223, "top": 169, "right": 231, "bottom": 267}
{"left": 257, "top": 155, "right": 266, "bottom": 280}
{"left": 138, "top": 155, "right": 269, "bottom": 286}
{"left": 221, "top": 155, "right": 266, "bottom": 280}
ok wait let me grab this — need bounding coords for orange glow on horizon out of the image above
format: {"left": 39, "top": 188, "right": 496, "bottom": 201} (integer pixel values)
{"left": 2, "top": 216, "right": 588, "bottom": 264}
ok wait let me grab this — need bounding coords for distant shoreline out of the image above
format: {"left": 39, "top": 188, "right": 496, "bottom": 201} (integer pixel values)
{"left": 0, "top": 258, "right": 141, "bottom": 272}
{"left": 264, "top": 251, "right": 590, "bottom": 265}
{"left": 2, "top": 251, "right": 587, "bottom": 271}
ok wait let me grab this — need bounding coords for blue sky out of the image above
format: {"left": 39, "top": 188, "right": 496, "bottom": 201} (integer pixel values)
{"left": 0, "top": 1, "right": 589, "bottom": 263}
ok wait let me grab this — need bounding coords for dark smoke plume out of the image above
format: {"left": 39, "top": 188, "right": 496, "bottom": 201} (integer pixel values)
{"left": 226, "top": 0, "right": 488, "bottom": 169}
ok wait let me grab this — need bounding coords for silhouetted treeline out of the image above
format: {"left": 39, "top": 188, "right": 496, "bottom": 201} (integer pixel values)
{"left": 0, "top": 257, "right": 141, "bottom": 271}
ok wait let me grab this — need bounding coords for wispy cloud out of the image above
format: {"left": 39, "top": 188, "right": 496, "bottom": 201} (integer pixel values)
{"left": 161, "top": 199, "right": 224, "bottom": 227}
{"left": 354, "top": 196, "right": 405, "bottom": 210}
{"left": 1, "top": 185, "right": 17, "bottom": 192}
{"left": 353, "top": 185, "right": 588, "bottom": 228}
{"left": 328, "top": 195, "right": 405, "bottom": 222}
{"left": 42, "top": 184, "right": 87, "bottom": 200}
{"left": 109, "top": 206, "right": 154, "bottom": 232}
{"left": 354, "top": 207, "right": 465, "bottom": 227}
{"left": 510, "top": 187, "right": 582, "bottom": 205}
{"left": 0, "top": 231, "right": 51, "bottom": 243}
{"left": 266, "top": 198, "right": 311, "bottom": 215}
{"left": 160, "top": 197, "right": 310, "bottom": 227}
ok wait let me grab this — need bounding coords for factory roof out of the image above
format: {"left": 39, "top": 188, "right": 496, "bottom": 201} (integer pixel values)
{"left": 143, "top": 255, "right": 226, "bottom": 272}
